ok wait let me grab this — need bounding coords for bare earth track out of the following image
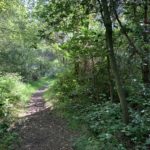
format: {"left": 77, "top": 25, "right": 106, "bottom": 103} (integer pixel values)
{"left": 14, "top": 87, "right": 76, "bottom": 150}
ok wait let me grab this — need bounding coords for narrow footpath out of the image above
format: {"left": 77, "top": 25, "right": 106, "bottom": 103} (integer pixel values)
{"left": 14, "top": 87, "right": 76, "bottom": 150}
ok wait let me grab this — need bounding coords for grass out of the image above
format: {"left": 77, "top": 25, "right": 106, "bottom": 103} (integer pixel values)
{"left": 29, "top": 77, "right": 52, "bottom": 90}
{"left": 0, "top": 76, "right": 53, "bottom": 150}
{"left": 16, "top": 77, "right": 53, "bottom": 116}
{"left": 43, "top": 77, "right": 82, "bottom": 129}
{"left": 43, "top": 77, "right": 102, "bottom": 150}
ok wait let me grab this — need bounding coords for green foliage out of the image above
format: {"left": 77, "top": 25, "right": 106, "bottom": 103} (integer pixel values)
{"left": 0, "top": 0, "right": 55, "bottom": 81}
{"left": 73, "top": 136, "right": 100, "bottom": 150}
{"left": 0, "top": 74, "right": 32, "bottom": 121}
{"left": 47, "top": 71, "right": 150, "bottom": 149}
{"left": 0, "top": 0, "right": 149, "bottom": 149}
{"left": 80, "top": 102, "right": 150, "bottom": 149}
{"left": 0, "top": 129, "right": 18, "bottom": 150}
{"left": 0, "top": 73, "right": 36, "bottom": 149}
{"left": 35, "top": 0, "right": 150, "bottom": 149}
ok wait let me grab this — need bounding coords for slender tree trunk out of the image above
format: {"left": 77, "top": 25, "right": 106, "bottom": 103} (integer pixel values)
{"left": 107, "top": 57, "right": 114, "bottom": 102}
{"left": 112, "top": 2, "right": 140, "bottom": 57}
{"left": 91, "top": 56, "right": 95, "bottom": 82}
{"left": 142, "top": 0, "right": 150, "bottom": 85}
{"left": 101, "top": 0, "right": 129, "bottom": 124}
{"left": 83, "top": 58, "right": 88, "bottom": 73}
{"left": 112, "top": 0, "right": 149, "bottom": 85}
{"left": 74, "top": 58, "right": 80, "bottom": 75}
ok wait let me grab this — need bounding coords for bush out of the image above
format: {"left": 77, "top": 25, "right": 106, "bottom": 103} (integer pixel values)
{"left": 49, "top": 72, "right": 150, "bottom": 150}
{"left": 0, "top": 73, "right": 33, "bottom": 149}
{"left": 0, "top": 74, "right": 31, "bottom": 121}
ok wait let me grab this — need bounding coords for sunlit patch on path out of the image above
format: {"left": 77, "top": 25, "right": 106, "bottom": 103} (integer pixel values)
{"left": 13, "top": 87, "right": 76, "bottom": 150}
{"left": 26, "top": 88, "right": 49, "bottom": 116}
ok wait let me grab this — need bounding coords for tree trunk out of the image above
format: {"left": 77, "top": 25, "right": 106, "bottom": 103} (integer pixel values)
{"left": 142, "top": 0, "right": 150, "bottom": 85}
{"left": 107, "top": 57, "right": 114, "bottom": 102}
{"left": 101, "top": 0, "right": 129, "bottom": 124}
{"left": 74, "top": 59, "right": 80, "bottom": 75}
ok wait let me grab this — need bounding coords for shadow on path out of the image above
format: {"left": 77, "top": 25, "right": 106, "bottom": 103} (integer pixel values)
{"left": 14, "top": 87, "right": 76, "bottom": 150}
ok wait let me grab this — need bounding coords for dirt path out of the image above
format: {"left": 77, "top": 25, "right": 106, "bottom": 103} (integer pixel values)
{"left": 14, "top": 87, "right": 76, "bottom": 150}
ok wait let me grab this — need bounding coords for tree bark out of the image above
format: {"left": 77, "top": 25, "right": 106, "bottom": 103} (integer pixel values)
{"left": 112, "top": 0, "right": 149, "bottom": 85}
{"left": 100, "top": 0, "right": 129, "bottom": 124}
{"left": 142, "top": 0, "right": 150, "bottom": 85}
{"left": 74, "top": 59, "right": 80, "bottom": 75}
{"left": 112, "top": 1, "right": 140, "bottom": 57}
{"left": 107, "top": 56, "right": 114, "bottom": 102}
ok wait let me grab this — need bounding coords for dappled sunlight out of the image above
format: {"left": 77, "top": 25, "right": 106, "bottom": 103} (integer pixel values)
{"left": 13, "top": 88, "right": 76, "bottom": 150}
{"left": 1, "top": 0, "right": 149, "bottom": 149}
{"left": 33, "top": 88, "right": 49, "bottom": 95}
{"left": 31, "top": 96, "right": 43, "bottom": 100}
{"left": 22, "top": 87, "right": 51, "bottom": 117}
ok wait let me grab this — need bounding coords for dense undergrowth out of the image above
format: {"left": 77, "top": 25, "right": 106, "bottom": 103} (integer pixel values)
{"left": 46, "top": 71, "right": 150, "bottom": 150}
{"left": 0, "top": 73, "right": 50, "bottom": 149}
{"left": 0, "top": 74, "right": 31, "bottom": 149}
{"left": 1, "top": 0, "right": 150, "bottom": 149}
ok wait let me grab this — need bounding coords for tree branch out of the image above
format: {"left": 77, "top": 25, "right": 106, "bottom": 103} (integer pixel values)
{"left": 111, "top": 0, "right": 141, "bottom": 57}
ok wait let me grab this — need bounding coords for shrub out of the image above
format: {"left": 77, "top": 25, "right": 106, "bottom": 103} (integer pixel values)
{"left": 48, "top": 71, "right": 150, "bottom": 149}
{"left": 0, "top": 73, "right": 31, "bottom": 122}
{"left": 0, "top": 73, "right": 33, "bottom": 149}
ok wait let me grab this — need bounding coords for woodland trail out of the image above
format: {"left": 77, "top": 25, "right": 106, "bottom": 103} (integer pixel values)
{"left": 14, "top": 87, "right": 76, "bottom": 150}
